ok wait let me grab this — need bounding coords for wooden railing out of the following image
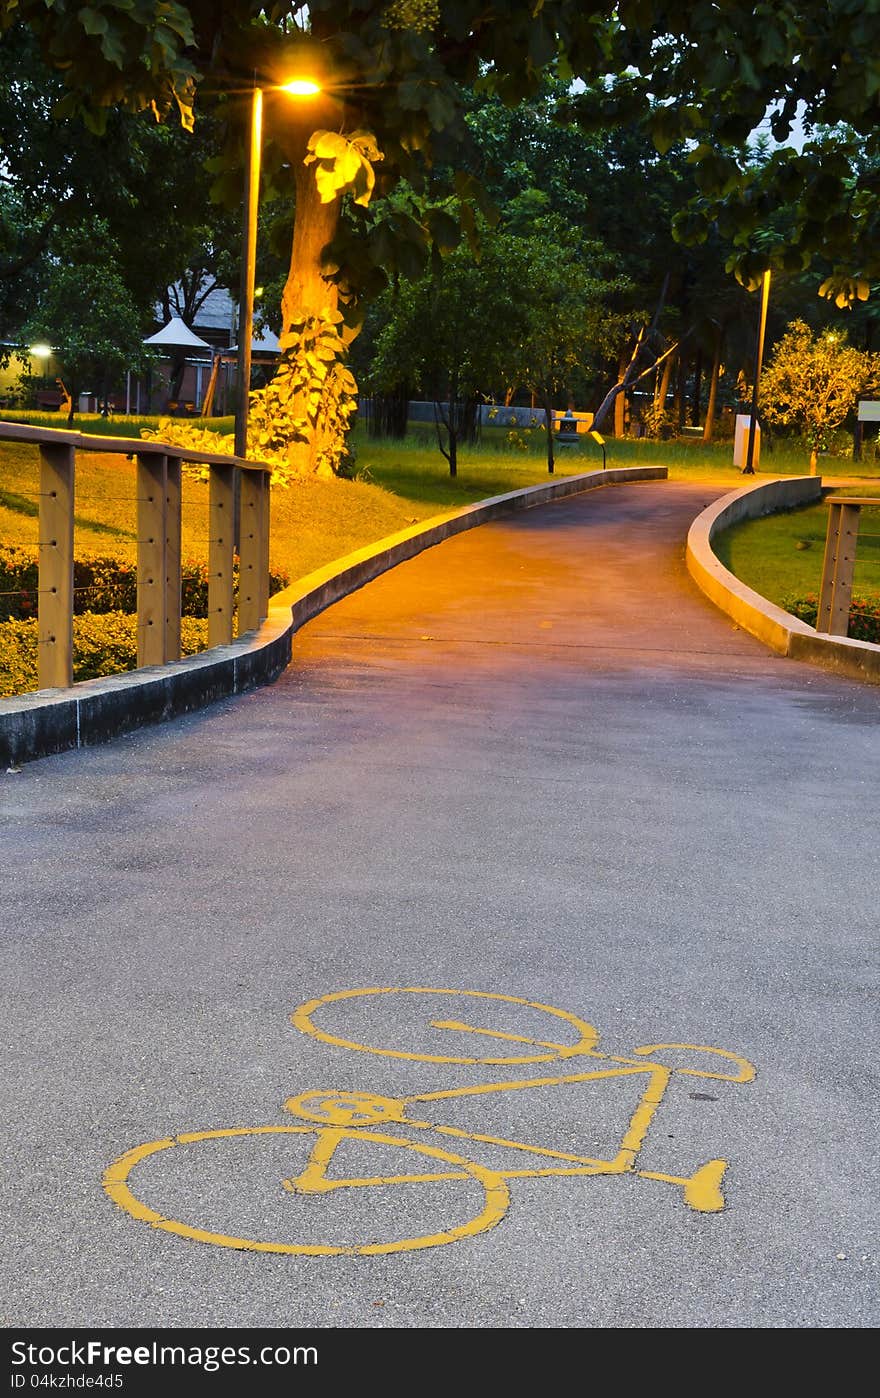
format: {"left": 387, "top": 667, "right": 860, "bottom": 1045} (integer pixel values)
{"left": 0, "top": 422, "right": 271, "bottom": 691}
{"left": 817, "top": 495, "right": 876, "bottom": 636}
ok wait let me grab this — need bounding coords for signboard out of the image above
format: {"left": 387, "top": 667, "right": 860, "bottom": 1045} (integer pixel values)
{"left": 733, "top": 413, "right": 760, "bottom": 469}
{"left": 857, "top": 400, "right": 880, "bottom": 422}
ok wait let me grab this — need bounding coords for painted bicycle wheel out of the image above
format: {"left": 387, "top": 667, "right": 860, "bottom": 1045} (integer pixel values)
{"left": 104, "top": 1124, "right": 510, "bottom": 1256}
{"left": 291, "top": 986, "right": 600, "bottom": 1065}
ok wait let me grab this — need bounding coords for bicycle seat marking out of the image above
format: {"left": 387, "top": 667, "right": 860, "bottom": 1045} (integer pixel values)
{"left": 104, "top": 988, "right": 756, "bottom": 1257}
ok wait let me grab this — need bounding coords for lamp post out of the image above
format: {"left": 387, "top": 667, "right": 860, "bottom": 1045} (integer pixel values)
{"left": 234, "top": 82, "right": 263, "bottom": 459}
{"left": 741, "top": 269, "right": 771, "bottom": 476}
{"left": 234, "top": 77, "right": 321, "bottom": 461}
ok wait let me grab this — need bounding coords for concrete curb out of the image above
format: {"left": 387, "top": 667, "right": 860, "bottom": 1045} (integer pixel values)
{"left": 686, "top": 475, "right": 880, "bottom": 685}
{"left": 1, "top": 464, "right": 666, "bottom": 764}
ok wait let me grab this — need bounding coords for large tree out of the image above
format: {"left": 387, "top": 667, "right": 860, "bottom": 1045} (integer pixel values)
{"left": 24, "top": 224, "right": 154, "bottom": 421}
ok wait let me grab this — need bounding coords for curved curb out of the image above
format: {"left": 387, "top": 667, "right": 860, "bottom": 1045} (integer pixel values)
{"left": 686, "top": 475, "right": 880, "bottom": 685}
{"left": 1, "top": 464, "right": 666, "bottom": 765}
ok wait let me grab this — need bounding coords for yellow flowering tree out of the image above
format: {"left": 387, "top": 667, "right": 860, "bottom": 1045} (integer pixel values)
{"left": 759, "top": 321, "right": 880, "bottom": 473}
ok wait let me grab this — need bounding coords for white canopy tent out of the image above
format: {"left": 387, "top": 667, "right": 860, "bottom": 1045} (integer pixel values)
{"left": 143, "top": 317, "right": 213, "bottom": 354}
{"left": 139, "top": 317, "right": 214, "bottom": 414}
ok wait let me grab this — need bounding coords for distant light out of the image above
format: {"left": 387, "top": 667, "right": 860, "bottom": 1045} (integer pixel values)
{"left": 254, "top": 285, "right": 265, "bottom": 299}
{"left": 30, "top": 343, "right": 51, "bottom": 358}
{"left": 280, "top": 78, "right": 321, "bottom": 97}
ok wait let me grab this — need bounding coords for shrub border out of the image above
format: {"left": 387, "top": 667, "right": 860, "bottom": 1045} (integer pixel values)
{"left": 685, "top": 475, "right": 880, "bottom": 685}
{"left": 1, "top": 465, "right": 666, "bottom": 765}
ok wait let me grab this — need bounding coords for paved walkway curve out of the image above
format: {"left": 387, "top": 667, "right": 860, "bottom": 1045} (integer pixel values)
{"left": 2, "top": 481, "right": 877, "bottom": 1330}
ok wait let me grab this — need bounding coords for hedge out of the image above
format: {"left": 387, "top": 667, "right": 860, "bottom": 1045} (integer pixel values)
{"left": 784, "top": 593, "right": 880, "bottom": 644}
{"left": 0, "top": 612, "right": 211, "bottom": 699}
{"left": 0, "top": 547, "right": 289, "bottom": 622}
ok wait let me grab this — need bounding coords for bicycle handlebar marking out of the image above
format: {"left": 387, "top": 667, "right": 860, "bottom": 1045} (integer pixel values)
{"left": 104, "top": 987, "right": 756, "bottom": 1255}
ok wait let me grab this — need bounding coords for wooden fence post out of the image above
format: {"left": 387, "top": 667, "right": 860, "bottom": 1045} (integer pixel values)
{"left": 136, "top": 453, "right": 168, "bottom": 667}
{"left": 165, "top": 455, "right": 182, "bottom": 662}
{"left": 238, "top": 468, "right": 265, "bottom": 635}
{"left": 817, "top": 500, "right": 862, "bottom": 636}
{"left": 259, "top": 470, "right": 270, "bottom": 620}
{"left": 208, "top": 462, "right": 235, "bottom": 647}
{"left": 38, "top": 442, "right": 75, "bottom": 690}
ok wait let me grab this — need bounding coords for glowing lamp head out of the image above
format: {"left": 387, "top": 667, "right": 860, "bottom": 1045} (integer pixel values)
{"left": 280, "top": 78, "right": 321, "bottom": 97}
{"left": 30, "top": 343, "right": 52, "bottom": 359}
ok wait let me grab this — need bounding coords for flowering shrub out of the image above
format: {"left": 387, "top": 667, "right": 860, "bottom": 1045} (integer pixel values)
{"left": 0, "top": 613, "right": 211, "bottom": 698}
{"left": 783, "top": 592, "right": 880, "bottom": 643}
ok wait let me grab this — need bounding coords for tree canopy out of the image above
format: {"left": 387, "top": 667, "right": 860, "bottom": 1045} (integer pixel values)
{"left": 4, "top": 0, "right": 879, "bottom": 469}
{"left": 6, "top": 0, "right": 879, "bottom": 290}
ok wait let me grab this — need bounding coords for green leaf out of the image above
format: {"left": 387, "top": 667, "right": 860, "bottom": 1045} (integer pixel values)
{"left": 650, "top": 107, "right": 679, "bottom": 156}
{"left": 78, "top": 8, "right": 108, "bottom": 37}
{"left": 309, "top": 130, "right": 347, "bottom": 161}
{"left": 426, "top": 88, "right": 456, "bottom": 131}
{"left": 426, "top": 207, "right": 461, "bottom": 251}
{"left": 398, "top": 78, "right": 424, "bottom": 111}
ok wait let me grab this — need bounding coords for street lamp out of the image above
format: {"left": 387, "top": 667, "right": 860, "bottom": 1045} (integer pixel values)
{"left": 234, "top": 76, "right": 322, "bottom": 460}
{"left": 741, "top": 269, "right": 771, "bottom": 476}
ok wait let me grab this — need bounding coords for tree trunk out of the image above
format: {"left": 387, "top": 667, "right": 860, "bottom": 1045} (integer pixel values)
{"left": 655, "top": 352, "right": 674, "bottom": 411}
{"left": 278, "top": 106, "right": 344, "bottom": 475}
{"left": 544, "top": 398, "right": 555, "bottom": 474}
{"left": 691, "top": 349, "right": 702, "bottom": 427}
{"left": 809, "top": 448, "right": 818, "bottom": 475}
{"left": 447, "top": 420, "right": 458, "bottom": 477}
{"left": 434, "top": 390, "right": 458, "bottom": 477}
{"left": 614, "top": 353, "right": 627, "bottom": 437}
{"left": 168, "top": 352, "right": 186, "bottom": 403}
{"left": 703, "top": 329, "right": 723, "bottom": 443}
{"left": 674, "top": 353, "right": 685, "bottom": 431}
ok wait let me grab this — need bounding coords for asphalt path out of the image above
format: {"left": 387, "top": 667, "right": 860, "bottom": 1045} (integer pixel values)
{"left": 1, "top": 479, "right": 877, "bottom": 1330}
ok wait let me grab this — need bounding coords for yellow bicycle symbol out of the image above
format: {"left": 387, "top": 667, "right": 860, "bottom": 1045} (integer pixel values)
{"left": 104, "top": 988, "right": 755, "bottom": 1256}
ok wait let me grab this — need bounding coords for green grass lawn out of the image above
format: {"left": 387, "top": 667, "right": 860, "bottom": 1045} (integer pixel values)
{"left": 356, "top": 420, "right": 880, "bottom": 488}
{"left": 713, "top": 489, "right": 880, "bottom": 604}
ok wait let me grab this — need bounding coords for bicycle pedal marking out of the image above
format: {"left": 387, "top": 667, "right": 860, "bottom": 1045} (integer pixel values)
{"left": 284, "top": 1090, "right": 407, "bottom": 1126}
{"left": 104, "top": 988, "right": 756, "bottom": 1255}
